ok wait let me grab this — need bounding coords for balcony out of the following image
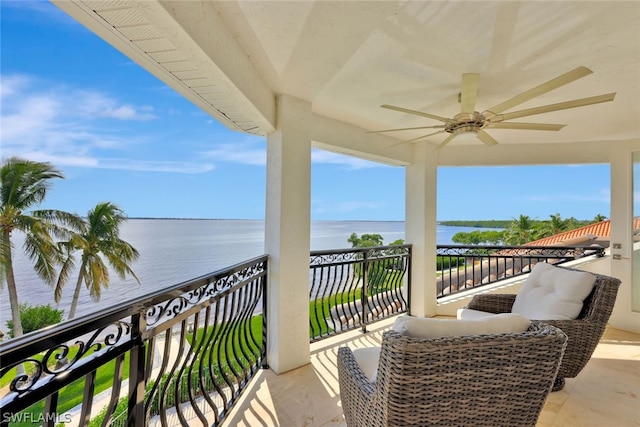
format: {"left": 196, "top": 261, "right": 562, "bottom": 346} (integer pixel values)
{"left": 1, "top": 245, "right": 637, "bottom": 426}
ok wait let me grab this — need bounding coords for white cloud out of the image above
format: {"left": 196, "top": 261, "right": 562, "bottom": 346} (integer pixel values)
{"left": 201, "top": 138, "right": 266, "bottom": 166}
{"left": 0, "top": 74, "right": 385, "bottom": 174}
{"left": 201, "top": 141, "right": 385, "bottom": 169}
{"left": 15, "top": 151, "right": 99, "bottom": 168}
{"left": 3, "top": 1, "right": 73, "bottom": 23}
{"left": 73, "top": 89, "right": 156, "bottom": 120}
{"left": 311, "top": 150, "right": 383, "bottom": 170}
{"left": 98, "top": 159, "right": 215, "bottom": 173}
{"left": 0, "top": 74, "right": 211, "bottom": 174}
{"left": 526, "top": 189, "right": 610, "bottom": 204}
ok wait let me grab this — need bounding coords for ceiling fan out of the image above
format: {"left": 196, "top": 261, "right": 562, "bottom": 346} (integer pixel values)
{"left": 372, "top": 66, "right": 616, "bottom": 149}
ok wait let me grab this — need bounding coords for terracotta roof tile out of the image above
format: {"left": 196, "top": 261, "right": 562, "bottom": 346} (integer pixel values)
{"left": 526, "top": 218, "right": 640, "bottom": 246}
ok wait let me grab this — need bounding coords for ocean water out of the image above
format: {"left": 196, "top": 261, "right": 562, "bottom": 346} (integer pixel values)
{"left": 0, "top": 219, "right": 479, "bottom": 324}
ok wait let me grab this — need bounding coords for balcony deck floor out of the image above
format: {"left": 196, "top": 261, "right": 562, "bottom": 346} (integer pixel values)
{"left": 224, "top": 317, "right": 640, "bottom": 426}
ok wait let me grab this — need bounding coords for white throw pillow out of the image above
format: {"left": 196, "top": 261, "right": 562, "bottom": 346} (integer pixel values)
{"left": 352, "top": 347, "right": 381, "bottom": 382}
{"left": 391, "top": 313, "right": 531, "bottom": 339}
{"left": 511, "top": 263, "right": 596, "bottom": 320}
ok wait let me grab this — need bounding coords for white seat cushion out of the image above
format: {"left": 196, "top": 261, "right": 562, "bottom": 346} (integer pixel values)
{"left": 355, "top": 314, "right": 530, "bottom": 382}
{"left": 351, "top": 347, "right": 381, "bottom": 382}
{"left": 456, "top": 308, "right": 494, "bottom": 320}
{"left": 511, "top": 263, "right": 596, "bottom": 320}
{"left": 392, "top": 313, "right": 531, "bottom": 339}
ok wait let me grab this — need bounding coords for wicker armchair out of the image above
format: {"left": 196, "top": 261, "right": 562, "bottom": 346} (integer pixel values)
{"left": 463, "top": 266, "right": 621, "bottom": 391}
{"left": 337, "top": 323, "right": 567, "bottom": 427}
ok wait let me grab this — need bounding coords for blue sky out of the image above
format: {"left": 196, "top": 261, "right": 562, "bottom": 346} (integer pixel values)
{"left": 1, "top": 1, "right": 612, "bottom": 222}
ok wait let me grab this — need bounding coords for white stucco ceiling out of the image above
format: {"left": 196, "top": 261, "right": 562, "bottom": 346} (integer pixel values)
{"left": 54, "top": 1, "right": 640, "bottom": 165}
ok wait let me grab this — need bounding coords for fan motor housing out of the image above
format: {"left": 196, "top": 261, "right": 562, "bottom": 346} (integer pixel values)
{"left": 446, "top": 112, "right": 486, "bottom": 134}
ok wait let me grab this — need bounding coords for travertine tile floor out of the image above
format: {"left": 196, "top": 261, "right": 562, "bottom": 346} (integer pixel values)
{"left": 224, "top": 317, "right": 640, "bottom": 426}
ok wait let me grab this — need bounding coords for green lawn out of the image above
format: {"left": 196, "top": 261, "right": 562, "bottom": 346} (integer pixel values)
{"left": 7, "top": 351, "right": 130, "bottom": 427}
{"left": 310, "top": 288, "right": 362, "bottom": 338}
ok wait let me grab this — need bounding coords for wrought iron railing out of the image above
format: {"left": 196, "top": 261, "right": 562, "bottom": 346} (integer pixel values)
{"left": 436, "top": 244, "right": 605, "bottom": 296}
{"left": 0, "top": 242, "right": 606, "bottom": 426}
{"left": 308, "top": 245, "right": 411, "bottom": 341}
{"left": 0, "top": 255, "right": 268, "bottom": 427}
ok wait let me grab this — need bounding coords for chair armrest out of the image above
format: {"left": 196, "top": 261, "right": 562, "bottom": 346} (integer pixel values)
{"left": 532, "top": 318, "right": 601, "bottom": 378}
{"left": 465, "top": 294, "right": 517, "bottom": 313}
{"left": 337, "top": 347, "right": 376, "bottom": 392}
{"left": 337, "top": 347, "right": 376, "bottom": 427}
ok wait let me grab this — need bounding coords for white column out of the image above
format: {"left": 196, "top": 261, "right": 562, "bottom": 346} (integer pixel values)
{"left": 609, "top": 148, "right": 639, "bottom": 331}
{"left": 405, "top": 144, "right": 438, "bottom": 317}
{"left": 265, "top": 95, "right": 312, "bottom": 374}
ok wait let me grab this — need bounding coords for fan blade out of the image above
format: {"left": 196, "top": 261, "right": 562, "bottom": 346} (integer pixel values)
{"left": 486, "top": 122, "right": 566, "bottom": 131}
{"left": 367, "top": 125, "right": 446, "bottom": 134}
{"left": 477, "top": 130, "right": 499, "bottom": 146}
{"left": 381, "top": 104, "right": 452, "bottom": 123}
{"left": 389, "top": 130, "right": 446, "bottom": 147}
{"left": 460, "top": 73, "right": 480, "bottom": 114}
{"left": 493, "top": 93, "right": 616, "bottom": 121}
{"left": 405, "top": 130, "right": 446, "bottom": 143}
{"left": 483, "top": 66, "right": 593, "bottom": 116}
{"left": 434, "top": 133, "right": 458, "bottom": 150}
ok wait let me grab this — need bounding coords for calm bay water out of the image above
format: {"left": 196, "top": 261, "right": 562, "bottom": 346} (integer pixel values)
{"left": 1, "top": 219, "right": 478, "bottom": 324}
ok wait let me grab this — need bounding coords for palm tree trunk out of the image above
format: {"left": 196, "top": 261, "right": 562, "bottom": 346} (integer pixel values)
{"left": 3, "top": 233, "right": 23, "bottom": 337}
{"left": 68, "top": 260, "right": 86, "bottom": 320}
{"left": 2, "top": 231, "right": 25, "bottom": 376}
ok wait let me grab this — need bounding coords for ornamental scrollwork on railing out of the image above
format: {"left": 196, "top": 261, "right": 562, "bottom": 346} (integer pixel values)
{"left": 436, "top": 246, "right": 499, "bottom": 256}
{"left": 6, "top": 358, "right": 43, "bottom": 393}
{"left": 209, "top": 262, "right": 266, "bottom": 295}
{"left": 145, "top": 295, "right": 191, "bottom": 326}
{"left": 145, "top": 261, "right": 267, "bottom": 326}
{"left": 366, "top": 246, "right": 410, "bottom": 259}
{"left": 435, "top": 245, "right": 604, "bottom": 259}
{"left": 310, "top": 251, "right": 358, "bottom": 266}
{"left": 184, "top": 281, "right": 216, "bottom": 305}
{"left": 1, "top": 321, "right": 131, "bottom": 394}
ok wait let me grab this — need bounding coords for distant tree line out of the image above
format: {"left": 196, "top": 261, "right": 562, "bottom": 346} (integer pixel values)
{"left": 449, "top": 213, "right": 608, "bottom": 245}
{"left": 440, "top": 215, "right": 605, "bottom": 230}
{"left": 440, "top": 220, "right": 513, "bottom": 228}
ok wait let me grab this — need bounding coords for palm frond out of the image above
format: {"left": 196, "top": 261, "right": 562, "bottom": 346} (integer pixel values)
{"left": 54, "top": 254, "right": 76, "bottom": 303}
{"left": 33, "top": 209, "right": 87, "bottom": 238}
{"left": 22, "top": 220, "right": 63, "bottom": 286}
{"left": 85, "top": 254, "right": 109, "bottom": 301}
{"left": 1, "top": 157, "right": 64, "bottom": 209}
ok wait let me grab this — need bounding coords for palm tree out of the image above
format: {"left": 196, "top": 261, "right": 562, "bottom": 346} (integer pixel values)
{"left": 592, "top": 213, "right": 607, "bottom": 223}
{"left": 541, "top": 213, "right": 569, "bottom": 237}
{"left": 504, "top": 214, "right": 535, "bottom": 245}
{"left": 55, "top": 202, "right": 140, "bottom": 320}
{"left": 0, "top": 157, "right": 82, "bottom": 340}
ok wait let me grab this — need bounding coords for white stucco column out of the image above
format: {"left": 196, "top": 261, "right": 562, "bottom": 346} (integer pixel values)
{"left": 405, "top": 144, "right": 438, "bottom": 317}
{"left": 609, "top": 148, "right": 639, "bottom": 331}
{"left": 265, "top": 95, "right": 312, "bottom": 374}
